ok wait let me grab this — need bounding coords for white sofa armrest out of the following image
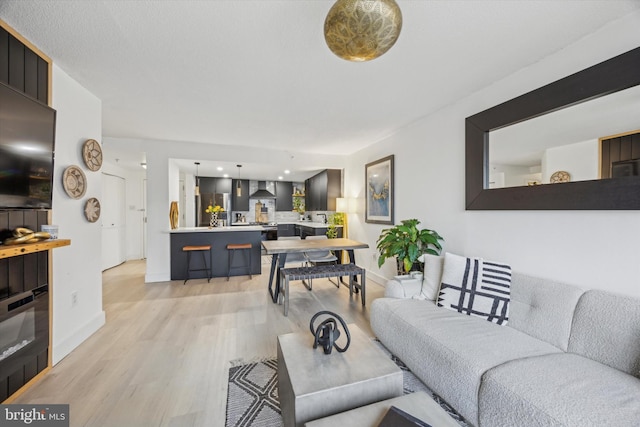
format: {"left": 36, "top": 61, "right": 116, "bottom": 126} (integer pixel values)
{"left": 384, "top": 279, "right": 422, "bottom": 299}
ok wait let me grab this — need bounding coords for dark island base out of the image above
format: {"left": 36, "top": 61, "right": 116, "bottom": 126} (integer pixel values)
{"left": 170, "top": 230, "right": 262, "bottom": 280}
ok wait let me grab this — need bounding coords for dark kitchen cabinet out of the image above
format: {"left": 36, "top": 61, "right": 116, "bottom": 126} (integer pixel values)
{"left": 299, "top": 225, "right": 343, "bottom": 239}
{"left": 305, "top": 169, "right": 341, "bottom": 211}
{"left": 232, "top": 179, "right": 250, "bottom": 211}
{"left": 277, "top": 223, "right": 296, "bottom": 237}
{"left": 275, "top": 181, "right": 293, "bottom": 211}
{"left": 199, "top": 177, "right": 232, "bottom": 194}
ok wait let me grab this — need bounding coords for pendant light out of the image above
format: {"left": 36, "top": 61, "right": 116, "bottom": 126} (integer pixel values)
{"left": 236, "top": 165, "right": 242, "bottom": 197}
{"left": 324, "top": 0, "right": 402, "bottom": 62}
{"left": 194, "top": 162, "right": 200, "bottom": 196}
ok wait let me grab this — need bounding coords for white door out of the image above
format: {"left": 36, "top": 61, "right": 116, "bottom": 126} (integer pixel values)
{"left": 102, "top": 173, "right": 126, "bottom": 270}
{"left": 142, "top": 178, "right": 147, "bottom": 259}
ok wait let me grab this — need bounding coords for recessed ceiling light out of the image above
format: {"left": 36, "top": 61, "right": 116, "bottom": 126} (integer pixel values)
{"left": 278, "top": 176, "right": 283, "bottom": 180}
{"left": 217, "top": 167, "right": 223, "bottom": 171}
{"left": 223, "top": 174, "right": 229, "bottom": 178}
{"left": 284, "top": 170, "right": 290, "bottom": 174}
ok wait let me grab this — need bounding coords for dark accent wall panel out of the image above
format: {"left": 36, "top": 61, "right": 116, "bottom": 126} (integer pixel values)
{"left": 37, "top": 57, "right": 48, "bottom": 103}
{"left": 1, "top": 210, "right": 49, "bottom": 298}
{"left": 24, "top": 48, "right": 38, "bottom": 99}
{"left": 0, "top": 27, "right": 8, "bottom": 84}
{"left": 8, "top": 34, "right": 24, "bottom": 91}
{"left": 0, "top": 25, "right": 49, "bottom": 104}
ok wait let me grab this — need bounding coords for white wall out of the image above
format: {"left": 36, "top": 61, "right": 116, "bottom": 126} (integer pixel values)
{"left": 101, "top": 160, "right": 147, "bottom": 261}
{"left": 50, "top": 65, "right": 105, "bottom": 364}
{"left": 346, "top": 11, "right": 640, "bottom": 298}
{"left": 542, "top": 139, "right": 599, "bottom": 183}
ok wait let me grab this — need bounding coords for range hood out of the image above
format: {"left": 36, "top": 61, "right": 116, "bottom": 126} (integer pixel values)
{"left": 250, "top": 181, "right": 276, "bottom": 199}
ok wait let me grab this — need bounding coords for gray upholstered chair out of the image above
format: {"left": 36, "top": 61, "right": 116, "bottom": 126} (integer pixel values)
{"left": 303, "top": 235, "right": 338, "bottom": 289}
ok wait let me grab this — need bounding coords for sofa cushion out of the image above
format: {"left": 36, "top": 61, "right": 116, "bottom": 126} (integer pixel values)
{"left": 568, "top": 290, "right": 640, "bottom": 378}
{"left": 370, "top": 298, "right": 562, "bottom": 426}
{"left": 422, "top": 253, "right": 443, "bottom": 300}
{"left": 479, "top": 353, "right": 640, "bottom": 427}
{"left": 437, "top": 252, "right": 511, "bottom": 325}
{"left": 384, "top": 278, "right": 422, "bottom": 298}
{"left": 508, "top": 273, "right": 584, "bottom": 352}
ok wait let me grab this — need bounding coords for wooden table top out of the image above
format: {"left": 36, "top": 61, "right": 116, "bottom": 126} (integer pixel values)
{"left": 261, "top": 238, "right": 369, "bottom": 254}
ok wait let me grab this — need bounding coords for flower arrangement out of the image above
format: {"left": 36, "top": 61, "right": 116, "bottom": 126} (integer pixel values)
{"left": 205, "top": 204, "right": 224, "bottom": 214}
{"left": 205, "top": 204, "right": 224, "bottom": 227}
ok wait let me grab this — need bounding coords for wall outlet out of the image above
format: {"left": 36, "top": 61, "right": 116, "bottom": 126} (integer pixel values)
{"left": 71, "top": 291, "right": 78, "bottom": 307}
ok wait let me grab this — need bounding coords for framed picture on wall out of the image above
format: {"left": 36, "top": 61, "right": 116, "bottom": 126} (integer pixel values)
{"left": 365, "top": 155, "right": 394, "bottom": 224}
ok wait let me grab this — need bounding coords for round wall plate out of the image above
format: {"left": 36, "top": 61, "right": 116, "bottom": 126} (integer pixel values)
{"left": 63, "top": 165, "right": 87, "bottom": 199}
{"left": 84, "top": 197, "right": 101, "bottom": 222}
{"left": 550, "top": 170, "right": 571, "bottom": 183}
{"left": 82, "top": 139, "right": 103, "bottom": 171}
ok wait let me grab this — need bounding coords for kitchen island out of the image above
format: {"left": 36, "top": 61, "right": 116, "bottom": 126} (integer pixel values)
{"left": 170, "top": 226, "right": 264, "bottom": 280}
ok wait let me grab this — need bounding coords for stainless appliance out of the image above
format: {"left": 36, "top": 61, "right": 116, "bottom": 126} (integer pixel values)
{"left": 197, "top": 192, "right": 230, "bottom": 226}
{"left": 251, "top": 222, "right": 278, "bottom": 241}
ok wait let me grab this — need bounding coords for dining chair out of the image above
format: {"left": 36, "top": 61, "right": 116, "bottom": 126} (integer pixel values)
{"left": 304, "top": 235, "right": 338, "bottom": 289}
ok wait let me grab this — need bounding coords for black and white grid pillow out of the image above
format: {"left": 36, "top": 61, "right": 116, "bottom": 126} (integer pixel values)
{"left": 437, "top": 252, "right": 512, "bottom": 325}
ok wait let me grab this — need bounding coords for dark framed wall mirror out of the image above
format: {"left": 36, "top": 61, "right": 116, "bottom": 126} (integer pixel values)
{"left": 466, "top": 47, "right": 640, "bottom": 210}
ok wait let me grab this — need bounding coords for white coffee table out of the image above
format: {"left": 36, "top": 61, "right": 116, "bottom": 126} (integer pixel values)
{"left": 304, "top": 391, "right": 461, "bottom": 427}
{"left": 277, "top": 324, "right": 403, "bottom": 427}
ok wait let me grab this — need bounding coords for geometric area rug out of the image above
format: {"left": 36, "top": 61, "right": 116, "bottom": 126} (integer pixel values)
{"left": 225, "top": 342, "right": 470, "bottom": 427}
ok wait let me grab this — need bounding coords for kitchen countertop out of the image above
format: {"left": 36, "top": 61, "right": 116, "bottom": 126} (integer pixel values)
{"left": 170, "top": 222, "right": 342, "bottom": 233}
{"left": 169, "top": 226, "right": 264, "bottom": 233}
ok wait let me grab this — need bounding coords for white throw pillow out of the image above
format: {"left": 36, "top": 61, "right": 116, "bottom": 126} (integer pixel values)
{"left": 437, "top": 252, "right": 512, "bottom": 325}
{"left": 421, "top": 254, "right": 443, "bottom": 300}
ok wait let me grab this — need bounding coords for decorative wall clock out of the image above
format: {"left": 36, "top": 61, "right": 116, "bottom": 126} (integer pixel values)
{"left": 550, "top": 170, "right": 571, "bottom": 183}
{"left": 84, "top": 197, "right": 101, "bottom": 222}
{"left": 82, "top": 139, "right": 103, "bottom": 171}
{"left": 63, "top": 165, "right": 87, "bottom": 199}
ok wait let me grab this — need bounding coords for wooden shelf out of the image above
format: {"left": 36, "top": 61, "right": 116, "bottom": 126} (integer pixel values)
{"left": 0, "top": 239, "right": 71, "bottom": 260}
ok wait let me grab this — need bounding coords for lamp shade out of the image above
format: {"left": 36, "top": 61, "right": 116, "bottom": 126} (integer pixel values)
{"left": 336, "top": 198, "right": 349, "bottom": 213}
{"left": 324, "top": 0, "right": 402, "bottom": 62}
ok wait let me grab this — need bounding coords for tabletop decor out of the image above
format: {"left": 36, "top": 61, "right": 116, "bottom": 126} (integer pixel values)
{"left": 366, "top": 154, "right": 394, "bottom": 224}
{"left": 205, "top": 204, "right": 224, "bottom": 227}
{"left": 62, "top": 165, "right": 87, "bottom": 199}
{"left": 376, "top": 218, "right": 443, "bottom": 274}
{"left": 310, "top": 311, "right": 351, "bottom": 354}
{"left": 82, "top": 138, "right": 103, "bottom": 171}
{"left": 3, "top": 227, "right": 51, "bottom": 245}
{"left": 169, "top": 201, "right": 179, "bottom": 229}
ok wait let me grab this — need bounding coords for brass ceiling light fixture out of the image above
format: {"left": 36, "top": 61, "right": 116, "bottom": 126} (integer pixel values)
{"left": 236, "top": 165, "right": 242, "bottom": 197}
{"left": 324, "top": 0, "right": 402, "bottom": 62}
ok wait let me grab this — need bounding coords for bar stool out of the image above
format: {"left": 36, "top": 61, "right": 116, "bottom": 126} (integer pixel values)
{"left": 227, "top": 243, "right": 252, "bottom": 281}
{"left": 182, "top": 245, "right": 212, "bottom": 284}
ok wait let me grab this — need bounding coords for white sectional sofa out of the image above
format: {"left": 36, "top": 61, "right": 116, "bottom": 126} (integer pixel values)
{"left": 370, "top": 271, "right": 640, "bottom": 427}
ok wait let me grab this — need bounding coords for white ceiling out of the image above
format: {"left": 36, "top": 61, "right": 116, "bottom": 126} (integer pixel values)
{"left": 1, "top": 0, "right": 639, "bottom": 178}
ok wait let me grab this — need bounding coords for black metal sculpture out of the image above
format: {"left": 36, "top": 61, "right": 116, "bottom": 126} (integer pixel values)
{"left": 309, "top": 311, "right": 351, "bottom": 354}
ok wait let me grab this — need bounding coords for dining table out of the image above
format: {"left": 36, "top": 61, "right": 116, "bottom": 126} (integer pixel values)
{"left": 261, "top": 238, "right": 369, "bottom": 304}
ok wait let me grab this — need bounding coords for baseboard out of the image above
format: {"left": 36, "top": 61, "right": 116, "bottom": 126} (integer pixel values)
{"left": 367, "top": 270, "right": 389, "bottom": 287}
{"left": 145, "top": 272, "right": 170, "bottom": 283}
{"left": 52, "top": 310, "right": 105, "bottom": 365}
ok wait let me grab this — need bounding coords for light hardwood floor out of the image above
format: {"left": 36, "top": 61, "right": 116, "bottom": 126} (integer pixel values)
{"left": 14, "top": 258, "right": 385, "bottom": 427}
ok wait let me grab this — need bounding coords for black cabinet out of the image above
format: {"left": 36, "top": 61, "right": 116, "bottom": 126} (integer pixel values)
{"left": 0, "top": 26, "right": 48, "bottom": 104}
{"left": 277, "top": 224, "right": 296, "bottom": 237}
{"left": 275, "top": 181, "right": 293, "bottom": 211}
{"left": 305, "top": 169, "right": 341, "bottom": 211}
{"left": 199, "top": 177, "right": 232, "bottom": 194}
{"left": 232, "top": 179, "right": 250, "bottom": 211}
{"left": 299, "top": 225, "right": 343, "bottom": 239}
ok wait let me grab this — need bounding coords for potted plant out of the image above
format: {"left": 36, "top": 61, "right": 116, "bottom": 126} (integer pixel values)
{"left": 326, "top": 212, "right": 344, "bottom": 239}
{"left": 293, "top": 197, "right": 305, "bottom": 220}
{"left": 376, "top": 218, "right": 443, "bottom": 274}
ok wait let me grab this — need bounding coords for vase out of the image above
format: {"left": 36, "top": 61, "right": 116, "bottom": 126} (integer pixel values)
{"left": 210, "top": 213, "right": 219, "bottom": 228}
{"left": 169, "top": 201, "right": 179, "bottom": 229}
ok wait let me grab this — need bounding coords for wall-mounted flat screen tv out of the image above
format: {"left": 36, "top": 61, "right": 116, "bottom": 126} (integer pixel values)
{"left": 0, "top": 82, "right": 56, "bottom": 209}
